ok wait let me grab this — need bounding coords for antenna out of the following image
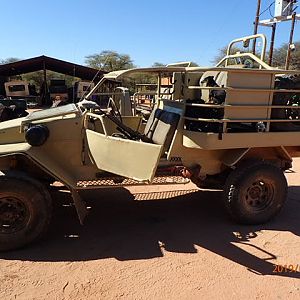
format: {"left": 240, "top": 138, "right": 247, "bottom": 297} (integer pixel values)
{"left": 253, "top": 0, "right": 300, "bottom": 69}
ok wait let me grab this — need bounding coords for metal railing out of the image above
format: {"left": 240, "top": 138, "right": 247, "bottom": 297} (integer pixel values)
{"left": 185, "top": 79, "right": 300, "bottom": 133}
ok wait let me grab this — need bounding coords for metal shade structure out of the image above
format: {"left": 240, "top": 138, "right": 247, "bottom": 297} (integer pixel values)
{"left": 0, "top": 55, "right": 106, "bottom": 80}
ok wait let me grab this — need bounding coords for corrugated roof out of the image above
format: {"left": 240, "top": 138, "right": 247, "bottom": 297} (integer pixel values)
{"left": 0, "top": 55, "right": 106, "bottom": 80}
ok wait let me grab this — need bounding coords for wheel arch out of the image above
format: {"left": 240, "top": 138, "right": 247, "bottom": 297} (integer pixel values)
{"left": 222, "top": 146, "right": 292, "bottom": 170}
{"left": 0, "top": 153, "right": 88, "bottom": 224}
{"left": 0, "top": 153, "right": 56, "bottom": 183}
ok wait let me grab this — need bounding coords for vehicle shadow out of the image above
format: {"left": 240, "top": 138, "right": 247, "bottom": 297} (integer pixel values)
{"left": 1, "top": 185, "right": 300, "bottom": 278}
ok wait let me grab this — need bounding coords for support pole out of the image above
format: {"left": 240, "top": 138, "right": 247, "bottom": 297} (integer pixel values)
{"left": 268, "top": 23, "right": 277, "bottom": 66}
{"left": 157, "top": 72, "right": 161, "bottom": 98}
{"left": 73, "top": 65, "right": 76, "bottom": 103}
{"left": 285, "top": 12, "right": 297, "bottom": 70}
{"left": 43, "top": 61, "right": 48, "bottom": 106}
{"left": 253, "top": 0, "right": 262, "bottom": 55}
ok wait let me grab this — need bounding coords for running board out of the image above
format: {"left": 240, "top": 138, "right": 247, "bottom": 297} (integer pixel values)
{"left": 76, "top": 175, "right": 190, "bottom": 189}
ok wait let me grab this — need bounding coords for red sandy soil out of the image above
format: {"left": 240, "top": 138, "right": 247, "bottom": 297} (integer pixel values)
{"left": 0, "top": 159, "right": 300, "bottom": 299}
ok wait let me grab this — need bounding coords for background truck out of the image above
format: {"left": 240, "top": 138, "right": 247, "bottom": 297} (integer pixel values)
{"left": 49, "top": 79, "right": 68, "bottom": 102}
{"left": 68, "top": 81, "right": 95, "bottom": 102}
{"left": 4, "top": 80, "right": 37, "bottom": 100}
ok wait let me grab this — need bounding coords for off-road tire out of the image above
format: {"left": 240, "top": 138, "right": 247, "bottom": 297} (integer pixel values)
{"left": 223, "top": 161, "right": 287, "bottom": 224}
{"left": 0, "top": 174, "right": 52, "bottom": 251}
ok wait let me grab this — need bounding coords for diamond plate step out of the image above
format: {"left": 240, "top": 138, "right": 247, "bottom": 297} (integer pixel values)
{"left": 77, "top": 176, "right": 190, "bottom": 188}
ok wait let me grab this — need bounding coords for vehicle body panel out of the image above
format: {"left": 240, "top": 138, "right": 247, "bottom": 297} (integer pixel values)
{"left": 86, "top": 129, "right": 163, "bottom": 182}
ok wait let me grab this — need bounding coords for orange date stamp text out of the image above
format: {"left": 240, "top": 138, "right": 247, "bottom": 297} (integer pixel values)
{"left": 272, "top": 264, "right": 299, "bottom": 273}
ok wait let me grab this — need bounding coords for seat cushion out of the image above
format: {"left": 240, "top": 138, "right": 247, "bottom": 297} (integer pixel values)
{"left": 144, "top": 108, "right": 180, "bottom": 152}
{"left": 144, "top": 108, "right": 163, "bottom": 140}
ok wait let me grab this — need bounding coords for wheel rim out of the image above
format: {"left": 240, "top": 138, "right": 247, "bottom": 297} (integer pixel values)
{"left": 243, "top": 180, "right": 275, "bottom": 213}
{"left": 0, "top": 196, "right": 29, "bottom": 234}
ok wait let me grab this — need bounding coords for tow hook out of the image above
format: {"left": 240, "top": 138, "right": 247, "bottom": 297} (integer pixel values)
{"left": 180, "top": 165, "right": 203, "bottom": 185}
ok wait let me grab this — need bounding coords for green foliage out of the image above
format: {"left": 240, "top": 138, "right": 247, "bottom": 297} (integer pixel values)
{"left": 213, "top": 41, "right": 300, "bottom": 69}
{"left": 152, "top": 62, "right": 166, "bottom": 67}
{"left": 0, "top": 58, "right": 22, "bottom": 80}
{"left": 23, "top": 71, "right": 79, "bottom": 92}
{"left": 22, "top": 71, "right": 44, "bottom": 89}
{"left": 126, "top": 63, "right": 168, "bottom": 93}
{"left": 212, "top": 46, "right": 244, "bottom": 65}
{"left": 189, "top": 61, "right": 199, "bottom": 67}
{"left": 272, "top": 42, "right": 300, "bottom": 69}
{"left": 85, "top": 50, "right": 135, "bottom": 71}
{"left": 0, "top": 57, "right": 20, "bottom": 65}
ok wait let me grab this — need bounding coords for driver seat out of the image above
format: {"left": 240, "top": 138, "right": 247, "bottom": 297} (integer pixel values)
{"left": 143, "top": 108, "right": 180, "bottom": 153}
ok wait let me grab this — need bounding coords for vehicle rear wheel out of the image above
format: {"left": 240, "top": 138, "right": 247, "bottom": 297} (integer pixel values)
{"left": 0, "top": 175, "right": 52, "bottom": 251}
{"left": 223, "top": 161, "right": 287, "bottom": 224}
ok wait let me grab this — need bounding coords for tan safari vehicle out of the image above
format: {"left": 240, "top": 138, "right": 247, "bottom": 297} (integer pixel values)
{"left": 1, "top": 34, "right": 300, "bottom": 251}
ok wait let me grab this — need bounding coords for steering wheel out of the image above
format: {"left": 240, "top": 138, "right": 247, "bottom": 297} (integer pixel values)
{"left": 107, "top": 97, "right": 122, "bottom": 122}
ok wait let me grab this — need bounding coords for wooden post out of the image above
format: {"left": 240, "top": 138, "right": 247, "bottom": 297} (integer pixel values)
{"left": 252, "top": 0, "right": 262, "bottom": 55}
{"left": 43, "top": 61, "right": 48, "bottom": 106}
{"left": 268, "top": 23, "right": 277, "bottom": 66}
{"left": 285, "top": 12, "right": 297, "bottom": 70}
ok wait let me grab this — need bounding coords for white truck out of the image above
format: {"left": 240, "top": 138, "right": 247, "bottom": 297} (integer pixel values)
{"left": 73, "top": 81, "right": 95, "bottom": 101}
{"left": 4, "top": 80, "right": 36, "bottom": 99}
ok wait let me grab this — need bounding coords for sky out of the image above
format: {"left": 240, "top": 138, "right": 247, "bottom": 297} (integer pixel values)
{"left": 0, "top": 0, "right": 299, "bottom": 67}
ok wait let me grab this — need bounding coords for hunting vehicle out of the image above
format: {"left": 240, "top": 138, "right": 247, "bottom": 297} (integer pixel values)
{"left": 0, "top": 34, "right": 300, "bottom": 251}
{"left": 4, "top": 80, "right": 37, "bottom": 100}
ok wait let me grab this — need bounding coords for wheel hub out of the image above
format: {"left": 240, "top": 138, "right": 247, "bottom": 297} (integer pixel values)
{"left": 245, "top": 180, "right": 274, "bottom": 211}
{"left": 0, "top": 197, "right": 28, "bottom": 234}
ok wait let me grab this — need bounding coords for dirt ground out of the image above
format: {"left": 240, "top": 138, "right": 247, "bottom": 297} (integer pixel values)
{"left": 1, "top": 160, "right": 300, "bottom": 300}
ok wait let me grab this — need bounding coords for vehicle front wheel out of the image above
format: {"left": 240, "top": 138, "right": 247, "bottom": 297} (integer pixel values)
{"left": 0, "top": 175, "right": 52, "bottom": 251}
{"left": 223, "top": 162, "right": 287, "bottom": 224}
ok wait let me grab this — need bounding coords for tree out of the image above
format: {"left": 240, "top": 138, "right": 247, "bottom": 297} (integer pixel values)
{"left": 152, "top": 61, "right": 200, "bottom": 67}
{"left": 0, "top": 57, "right": 20, "bottom": 65}
{"left": 213, "top": 41, "right": 300, "bottom": 69}
{"left": 85, "top": 50, "right": 135, "bottom": 71}
{"left": 23, "top": 71, "right": 78, "bottom": 92}
{"left": 22, "top": 71, "right": 44, "bottom": 92}
{"left": 272, "top": 42, "right": 300, "bottom": 69}
{"left": 189, "top": 62, "right": 199, "bottom": 67}
{"left": 129, "top": 63, "right": 167, "bottom": 87}
{"left": 212, "top": 46, "right": 244, "bottom": 65}
{"left": 152, "top": 62, "right": 166, "bottom": 67}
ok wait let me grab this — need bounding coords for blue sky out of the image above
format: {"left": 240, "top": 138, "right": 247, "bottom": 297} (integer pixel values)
{"left": 0, "top": 0, "right": 299, "bottom": 67}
